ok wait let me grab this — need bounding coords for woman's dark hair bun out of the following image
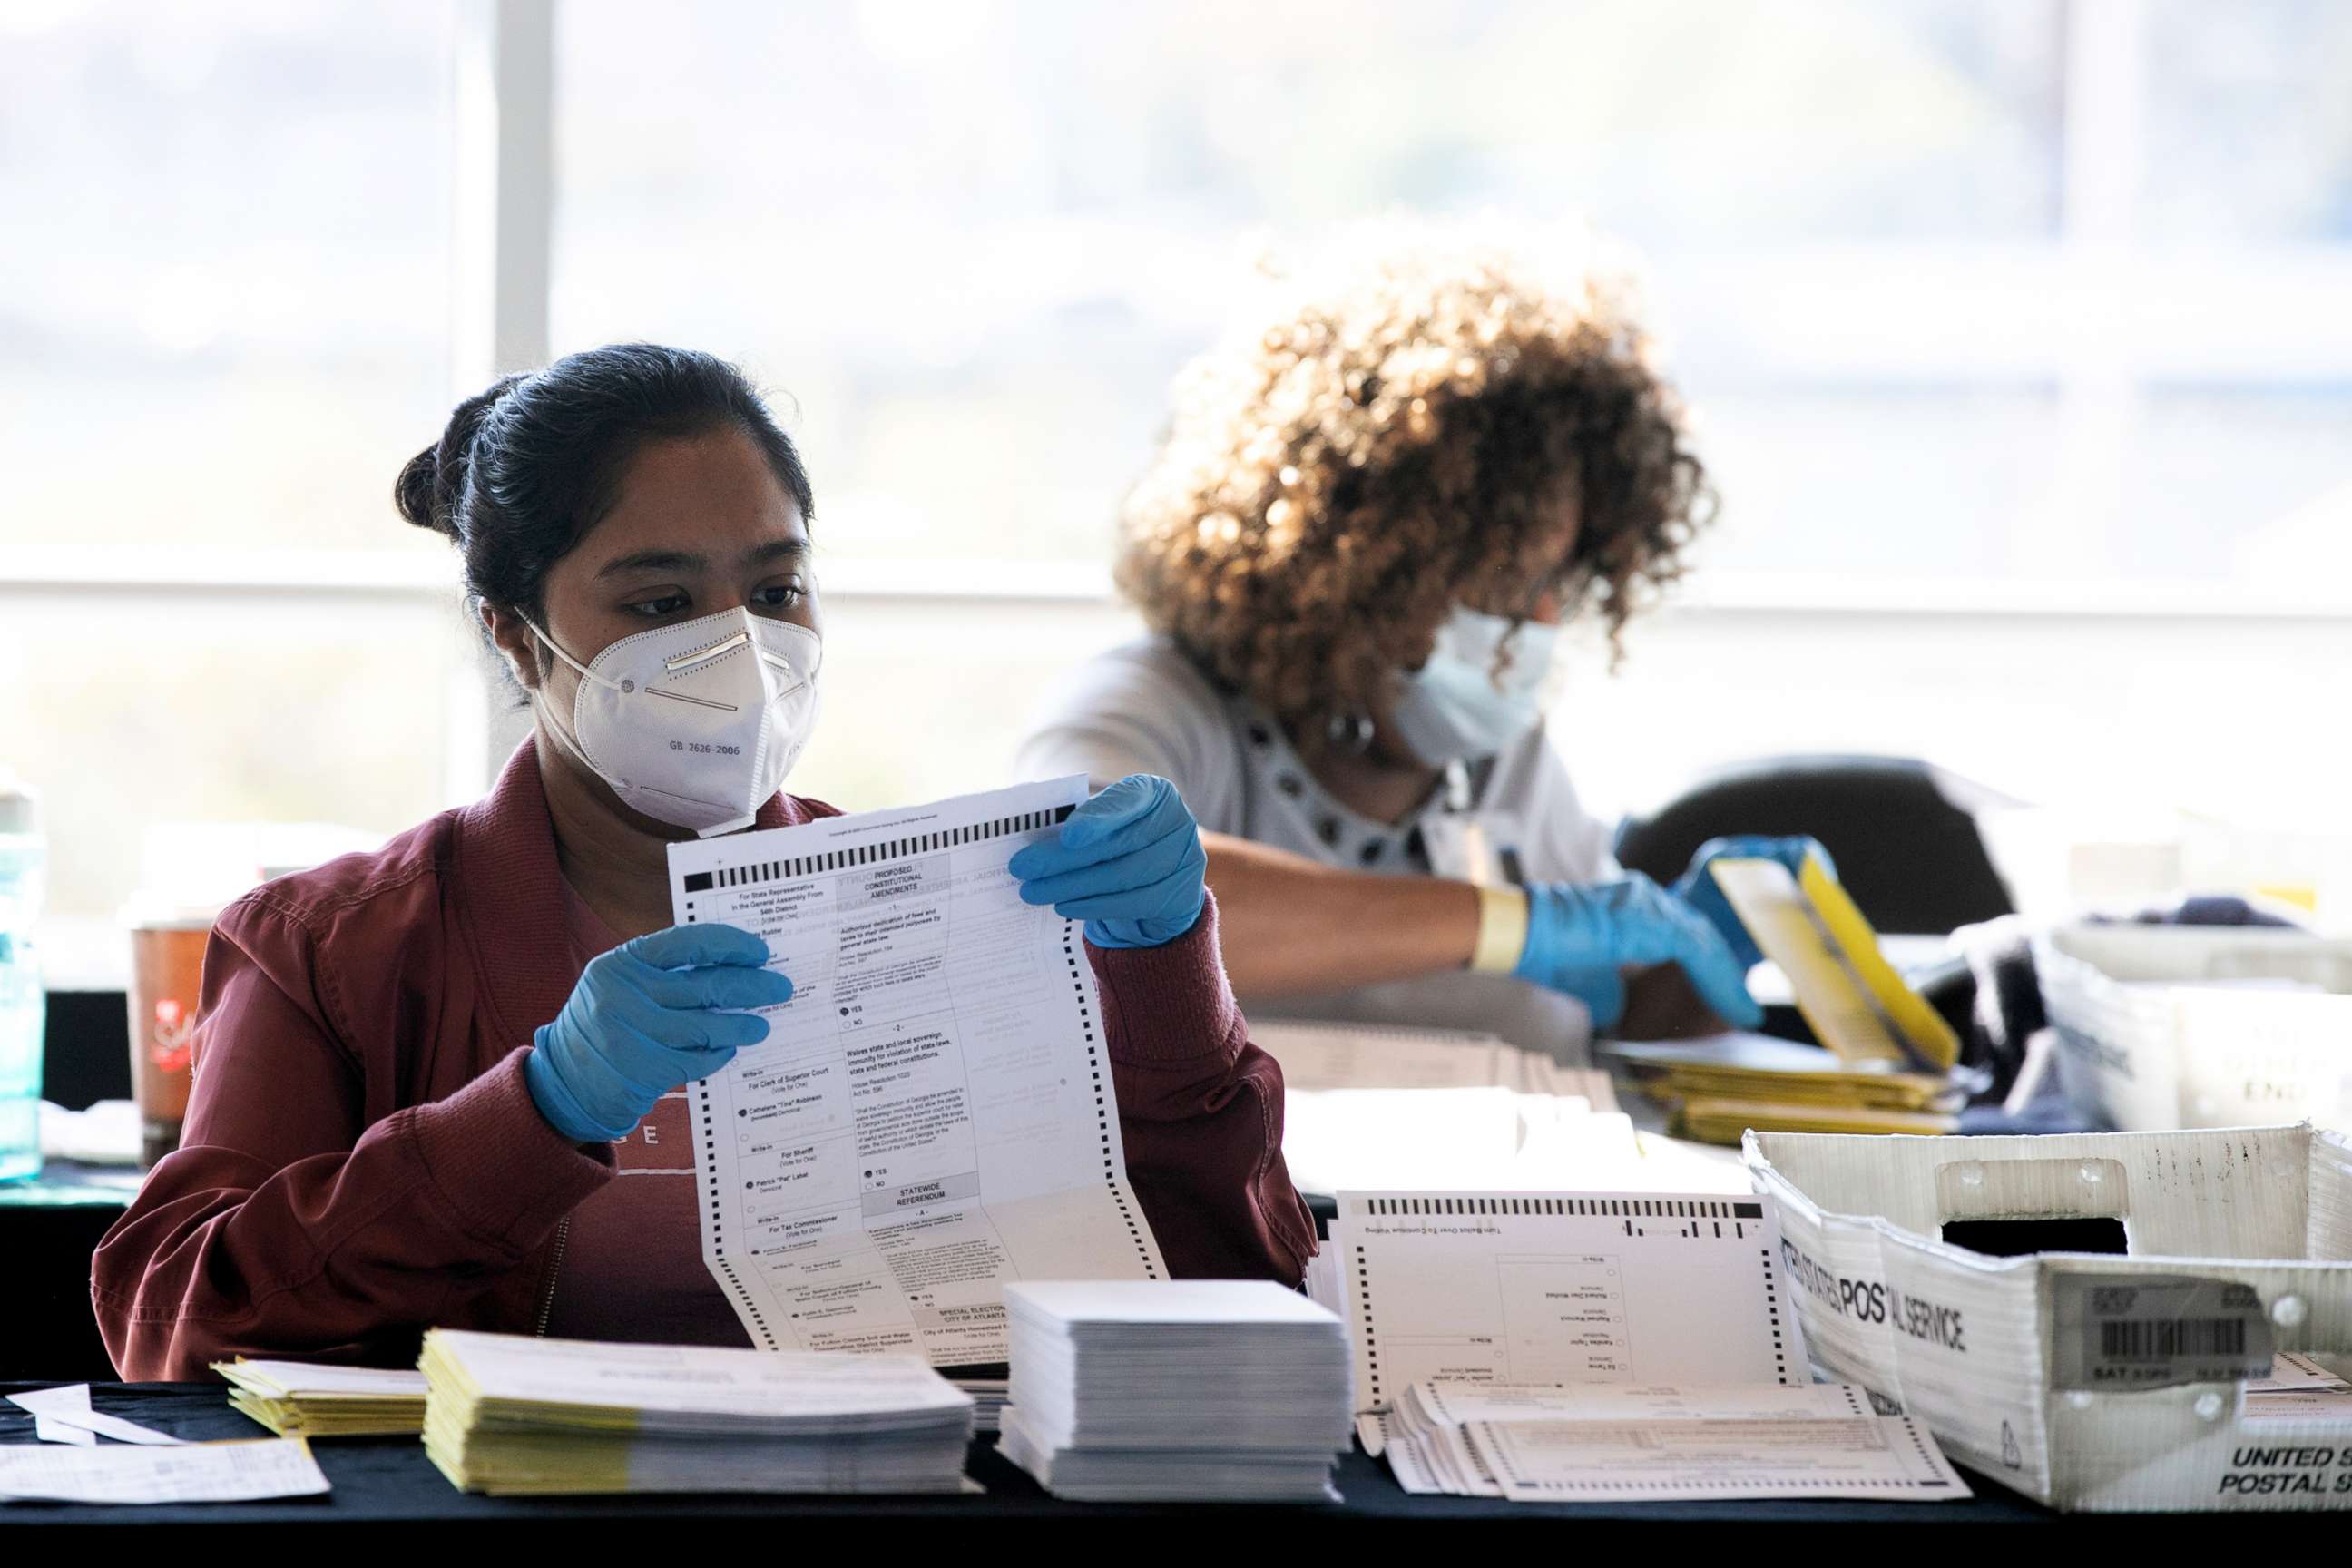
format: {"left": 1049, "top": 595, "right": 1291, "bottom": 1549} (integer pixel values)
{"left": 391, "top": 446, "right": 442, "bottom": 534}
{"left": 393, "top": 376, "right": 522, "bottom": 539}
{"left": 395, "top": 346, "right": 814, "bottom": 624}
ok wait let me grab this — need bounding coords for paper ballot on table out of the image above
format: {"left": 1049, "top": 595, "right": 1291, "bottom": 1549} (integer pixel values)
{"left": 214, "top": 1359, "right": 430, "bottom": 1438}
{"left": 996, "top": 1280, "right": 1352, "bottom": 1503}
{"left": 1252, "top": 1018, "right": 1616, "bottom": 1108}
{"left": 1372, "top": 1379, "right": 1967, "bottom": 1503}
{"left": 418, "top": 1330, "right": 975, "bottom": 1495}
{"left": 667, "top": 776, "right": 1165, "bottom": 1366}
{"left": 0, "top": 1439, "right": 329, "bottom": 1504}
{"left": 1470, "top": 1413, "right": 1966, "bottom": 1502}
{"left": 1281, "top": 1085, "right": 1642, "bottom": 1193}
{"left": 1376, "top": 1380, "right": 1874, "bottom": 1496}
{"left": 422, "top": 1329, "right": 973, "bottom": 1430}
{"left": 217, "top": 1361, "right": 431, "bottom": 1397}
{"left": 1333, "top": 1191, "right": 1801, "bottom": 1414}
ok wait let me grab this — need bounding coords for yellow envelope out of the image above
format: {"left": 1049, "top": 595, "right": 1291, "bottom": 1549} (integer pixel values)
{"left": 1707, "top": 855, "right": 1961, "bottom": 1073}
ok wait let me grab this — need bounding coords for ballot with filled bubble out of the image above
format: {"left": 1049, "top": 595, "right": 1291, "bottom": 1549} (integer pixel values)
{"left": 664, "top": 776, "right": 1165, "bottom": 1367}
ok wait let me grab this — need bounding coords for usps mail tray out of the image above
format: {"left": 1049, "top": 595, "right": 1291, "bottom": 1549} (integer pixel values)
{"left": 2037, "top": 924, "right": 2352, "bottom": 1134}
{"left": 1747, "top": 1123, "right": 2352, "bottom": 1512}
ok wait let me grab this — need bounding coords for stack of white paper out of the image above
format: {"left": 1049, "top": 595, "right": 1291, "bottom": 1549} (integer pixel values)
{"left": 997, "top": 1280, "right": 1352, "bottom": 1503}
{"left": 1252, "top": 1019, "right": 1616, "bottom": 1105}
{"left": 1280, "top": 1085, "right": 1646, "bottom": 1192}
{"left": 951, "top": 1376, "right": 1009, "bottom": 1435}
{"left": 420, "top": 1329, "right": 975, "bottom": 1496}
{"left": 1260, "top": 1019, "right": 1648, "bottom": 1193}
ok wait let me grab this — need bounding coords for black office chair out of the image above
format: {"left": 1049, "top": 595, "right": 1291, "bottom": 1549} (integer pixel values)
{"left": 1613, "top": 754, "right": 2014, "bottom": 936}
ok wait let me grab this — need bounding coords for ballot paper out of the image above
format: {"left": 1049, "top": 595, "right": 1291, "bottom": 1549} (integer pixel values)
{"left": 214, "top": 1359, "right": 431, "bottom": 1438}
{"left": 217, "top": 1361, "right": 431, "bottom": 1398}
{"left": 1264, "top": 1020, "right": 1639, "bottom": 1191}
{"left": 954, "top": 1376, "right": 1010, "bottom": 1435}
{"left": 1281, "top": 1085, "right": 1642, "bottom": 1193}
{"left": 422, "top": 1328, "right": 975, "bottom": 1428}
{"left": 0, "top": 1439, "right": 329, "bottom": 1505}
{"left": 1369, "top": 1380, "right": 1966, "bottom": 1502}
{"left": 419, "top": 1329, "right": 975, "bottom": 1496}
{"left": 1369, "top": 1380, "right": 1881, "bottom": 1495}
{"left": 667, "top": 777, "right": 1165, "bottom": 1366}
{"left": 1305, "top": 1244, "right": 1347, "bottom": 1318}
{"left": 2243, "top": 1352, "right": 2352, "bottom": 1421}
{"left": 1333, "top": 1190, "right": 1801, "bottom": 1414}
{"left": 1470, "top": 1412, "right": 1967, "bottom": 1502}
{"left": 1253, "top": 1019, "right": 1616, "bottom": 1107}
{"left": 997, "top": 1280, "right": 1352, "bottom": 1502}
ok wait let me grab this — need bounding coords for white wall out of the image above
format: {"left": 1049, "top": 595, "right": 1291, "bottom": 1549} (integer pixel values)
{"left": 1563, "top": 597, "right": 2352, "bottom": 830}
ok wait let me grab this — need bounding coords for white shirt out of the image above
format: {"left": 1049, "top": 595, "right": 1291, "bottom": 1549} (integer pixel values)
{"left": 1013, "top": 638, "right": 1617, "bottom": 1059}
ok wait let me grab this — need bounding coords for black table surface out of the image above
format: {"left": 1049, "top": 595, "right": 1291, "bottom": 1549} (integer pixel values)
{"left": 0, "top": 1381, "right": 2192, "bottom": 1534}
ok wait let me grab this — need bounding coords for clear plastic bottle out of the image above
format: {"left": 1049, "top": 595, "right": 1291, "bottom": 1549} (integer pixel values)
{"left": 0, "top": 771, "right": 44, "bottom": 1183}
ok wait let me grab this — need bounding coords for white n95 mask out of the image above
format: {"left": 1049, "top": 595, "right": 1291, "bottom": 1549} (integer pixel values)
{"left": 524, "top": 606, "right": 823, "bottom": 837}
{"left": 1387, "top": 604, "right": 1561, "bottom": 766}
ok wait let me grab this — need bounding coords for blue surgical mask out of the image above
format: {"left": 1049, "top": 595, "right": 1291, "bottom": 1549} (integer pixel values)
{"left": 1387, "top": 605, "right": 1560, "bottom": 766}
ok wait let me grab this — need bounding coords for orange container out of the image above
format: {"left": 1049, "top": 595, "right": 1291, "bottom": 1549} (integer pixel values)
{"left": 123, "top": 909, "right": 216, "bottom": 1168}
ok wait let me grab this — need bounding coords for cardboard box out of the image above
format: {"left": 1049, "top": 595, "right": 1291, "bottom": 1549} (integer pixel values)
{"left": 2038, "top": 925, "right": 2352, "bottom": 1132}
{"left": 1747, "top": 1123, "right": 2352, "bottom": 1511}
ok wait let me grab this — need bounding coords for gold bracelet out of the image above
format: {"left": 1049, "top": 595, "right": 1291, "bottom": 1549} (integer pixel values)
{"left": 1467, "top": 884, "right": 1530, "bottom": 975}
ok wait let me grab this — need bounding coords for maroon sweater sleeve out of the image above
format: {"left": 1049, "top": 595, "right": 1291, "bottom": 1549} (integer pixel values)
{"left": 1084, "top": 892, "right": 1317, "bottom": 1286}
{"left": 91, "top": 899, "right": 612, "bottom": 1381}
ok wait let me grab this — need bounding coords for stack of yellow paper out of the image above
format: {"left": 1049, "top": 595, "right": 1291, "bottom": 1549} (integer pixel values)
{"left": 1673, "top": 1097, "right": 1956, "bottom": 1142}
{"left": 1604, "top": 1035, "right": 1962, "bottom": 1143}
{"left": 420, "top": 1329, "right": 975, "bottom": 1496}
{"left": 1607, "top": 1034, "right": 1952, "bottom": 1110}
{"left": 1603, "top": 853, "right": 1969, "bottom": 1145}
{"left": 214, "top": 1358, "right": 428, "bottom": 1437}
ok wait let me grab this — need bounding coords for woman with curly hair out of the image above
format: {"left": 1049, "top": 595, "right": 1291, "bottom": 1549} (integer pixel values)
{"left": 1018, "top": 245, "right": 1818, "bottom": 1055}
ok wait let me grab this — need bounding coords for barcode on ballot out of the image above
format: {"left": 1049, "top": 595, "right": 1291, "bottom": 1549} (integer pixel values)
{"left": 2100, "top": 1318, "right": 2247, "bottom": 1361}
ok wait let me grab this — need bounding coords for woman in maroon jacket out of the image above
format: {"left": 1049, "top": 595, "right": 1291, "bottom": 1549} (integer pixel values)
{"left": 93, "top": 344, "right": 1315, "bottom": 1380}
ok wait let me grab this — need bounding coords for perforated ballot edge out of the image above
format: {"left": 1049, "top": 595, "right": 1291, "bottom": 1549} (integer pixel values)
{"left": 1333, "top": 1190, "right": 1804, "bottom": 1416}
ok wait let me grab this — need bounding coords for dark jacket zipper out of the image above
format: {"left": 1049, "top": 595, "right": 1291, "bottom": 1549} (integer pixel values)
{"left": 534, "top": 1216, "right": 572, "bottom": 1336}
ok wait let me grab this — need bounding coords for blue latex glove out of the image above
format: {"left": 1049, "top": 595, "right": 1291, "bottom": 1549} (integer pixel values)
{"left": 1514, "top": 875, "right": 1764, "bottom": 1032}
{"left": 1007, "top": 775, "right": 1208, "bottom": 949}
{"left": 1673, "top": 835, "right": 1838, "bottom": 971}
{"left": 526, "top": 923, "right": 795, "bottom": 1143}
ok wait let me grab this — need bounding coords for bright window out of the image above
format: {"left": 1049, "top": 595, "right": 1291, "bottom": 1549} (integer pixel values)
{"left": 550, "top": 0, "right": 2352, "bottom": 595}
{"left": 553, "top": 0, "right": 2074, "bottom": 574}
{"left": 7, "top": 0, "right": 2352, "bottom": 945}
{"left": 1, "top": 2, "right": 463, "bottom": 932}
